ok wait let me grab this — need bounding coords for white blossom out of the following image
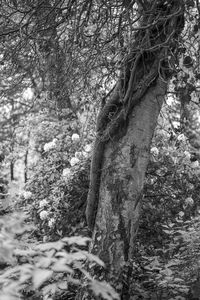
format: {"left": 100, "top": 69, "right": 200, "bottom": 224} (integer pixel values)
{"left": 43, "top": 143, "right": 51, "bottom": 152}
{"left": 150, "top": 178, "right": 155, "bottom": 184}
{"left": 75, "top": 151, "right": 82, "bottom": 159}
{"left": 177, "top": 134, "right": 186, "bottom": 142}
{"left": 43, "top": 138, "right": 57, "bottom": 152}
{"left": 62, "top": 168, "right": 71, "bottom": 179}
{"left": 151, "top": 147, "right": 159, "bottom": 156}
{"left": 185, "top": 197, "right": 194, "bottom": 206}
{"left": 84, "top": 143, "right": 92, "bottom": 153}
{"left": 191, "top": 160, "right": 199, "bottom": 169}
{"left": 184, "top": 150, "right": 191, "bottom": 160}
{"left": 71, "top": 133, "right": 80, "bottom": 142}
{"left": 23, "top": 191, "right": 32, "bottom": 200}
{"left": 48, "top": 218, "right": 55, "bottom": 228}
{"left": 82, "top": 151, "right": 88, "bottom": 158}
{"left": 39, "top": 210, "right": 48, "bottom": 220}
{"left": 23, "top": 87, "right": 34, "bottom": 100}
{"left": 52, "top": 138, "right": 58, "bottom": 144}
{"left": 39, "top": 199, "right": 48, "bottom": 208}
{"left": 70, "top": 157, "right": 80, "bottom": 167}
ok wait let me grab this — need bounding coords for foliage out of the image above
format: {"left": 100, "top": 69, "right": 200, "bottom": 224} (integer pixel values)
{"left": 25, "top": 159, "right": 90, "bottom": 240}
{"left": 18, "top": 129, "right": 91, "bottom": 240}
{"left": 0, "top": 213, "right": 119, "bottom": 300}
{"left": 141, "top": 125, "right": 200, "bottom": 246}
{"left": 129, "top": 212, "right": 200, "bottom": 300}
{"left": 129, "top": 110, "right": 200, "bottom": 299}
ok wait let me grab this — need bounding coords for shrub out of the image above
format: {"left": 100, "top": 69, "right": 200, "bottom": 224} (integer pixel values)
{"left": 0, "top": 213, "right": 119, "bottom": 300}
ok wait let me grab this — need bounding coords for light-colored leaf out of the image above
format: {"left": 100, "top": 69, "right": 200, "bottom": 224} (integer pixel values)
{"left": 173, "top": 278, "right": 184, "bottom": 283}
{"left": 34, "top": 241, "right": 64, "bottom": 252}
{"left": 52, "top": 260, "right": 74, "bottom": 273}
{"left": 0, "top": 293, "right": 18, "bottom": 300}
{"left": 42, "top": 283, "right": 57, "bottom": 296}
{"left": 36, "top": 257, "right": 52, "bottom": 268}
{"left": 81, "top": 251, "right": 105, "bottom": 267}
{"left": 32, "top": 268, "right": 53, "bottom": 289}
{"left": 14, "top": 249, "right": 37, "bottom": 257}
{"left": 57, "top": 281, "right": 68, "bottom": 290}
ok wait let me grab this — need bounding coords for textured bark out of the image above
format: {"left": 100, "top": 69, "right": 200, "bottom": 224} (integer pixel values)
{"left": 80, "top": 1, "right": 185, "bottom": 298}
{"left": 86, "top": 0, "right": 185, "bottom": 233}
{"left": 90, "top": 77, "right": 167, "bottom": 292}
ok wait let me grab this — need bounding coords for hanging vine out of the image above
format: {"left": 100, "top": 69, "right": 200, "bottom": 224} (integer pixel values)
{"left": 86, "top": 0, "right": 185, "bottom": 231}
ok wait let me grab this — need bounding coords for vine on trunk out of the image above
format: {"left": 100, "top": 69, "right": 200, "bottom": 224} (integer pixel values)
{"left": 86, "top": 0, "right": 185, "bottom": 231}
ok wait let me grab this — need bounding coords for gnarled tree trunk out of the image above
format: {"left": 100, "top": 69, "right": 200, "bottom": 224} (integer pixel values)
{"left": 91, "top": 77, "right": 166, "bottom": 294}
{"left": 79, "top": 1, "right": 185, "bottom": 299}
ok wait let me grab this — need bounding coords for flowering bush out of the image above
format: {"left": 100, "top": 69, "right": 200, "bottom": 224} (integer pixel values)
{"left": 23, "top": 128, "right": 91, "bottom": 239}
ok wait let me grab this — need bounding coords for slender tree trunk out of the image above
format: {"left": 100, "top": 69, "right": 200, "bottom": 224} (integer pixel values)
{"left": 10, "top": 160, "right": 14, "bottom": 181}
{"left": 24, "top": 149, "right": 28, "bottom": 183}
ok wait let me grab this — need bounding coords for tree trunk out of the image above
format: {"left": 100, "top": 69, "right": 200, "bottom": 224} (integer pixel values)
{"left": 76, "top": 78, "right": 167, "bottom": 300}
{"left": 92, "top": 78, "right": 166, "bottom": 293}
{"left": 79, "top": 1, "right": 184, "bottom": 299}
{"left": 24, "top": 149, "right": 28, "bottom": 183}
{"left": 10, "top": 160, "right": 14, "bottom": 181}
